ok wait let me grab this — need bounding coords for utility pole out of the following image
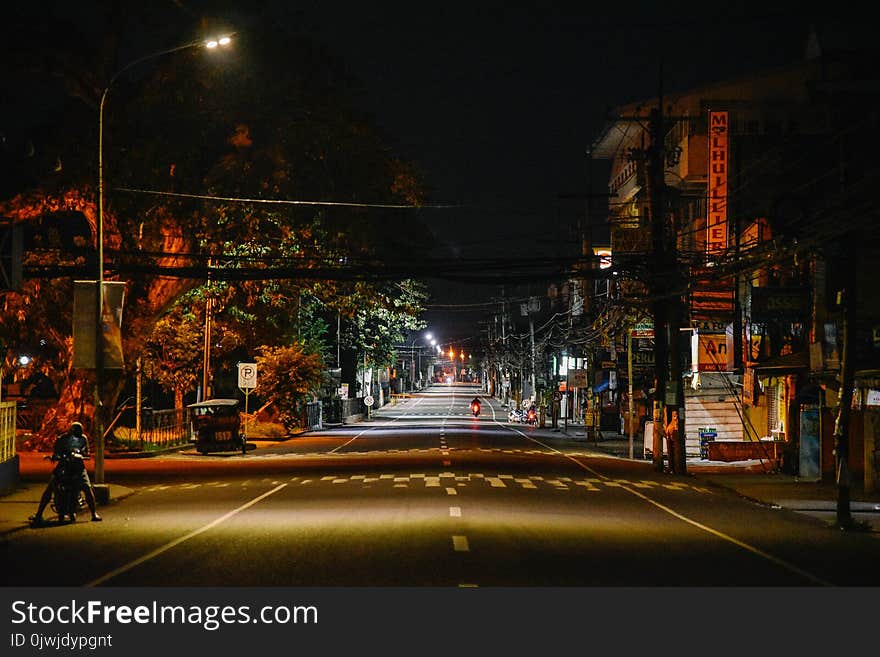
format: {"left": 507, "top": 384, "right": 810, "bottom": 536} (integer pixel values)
{"left": 833, "top": 233, "right": 857, "bottom": 529}
{"left": 648, "top": 77, "right": 669, "bottom": 473}
{"left": 529, "top": 312, "right": 537, "bottom": 397}
{"left": 646, "top": 65, "right": 688, "bottom": 474}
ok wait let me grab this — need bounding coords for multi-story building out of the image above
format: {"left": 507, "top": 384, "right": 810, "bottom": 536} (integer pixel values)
{"left": 590, "top": 36, "right": 880, "bottom": 484}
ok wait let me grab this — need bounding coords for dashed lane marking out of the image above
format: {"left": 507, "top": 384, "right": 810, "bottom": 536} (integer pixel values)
{"left": 449, "top": 507, "right": 462, "bottom": 517}
{"left": 452, "top": 536, "right": 470, "bottom": 552}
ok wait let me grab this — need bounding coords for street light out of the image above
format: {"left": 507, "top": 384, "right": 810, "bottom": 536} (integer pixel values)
{"left": 93, "top": 34, "right": 233, "bottom": 490}
{"left": 409, "top": 331, "right": 433, "bottom": 391}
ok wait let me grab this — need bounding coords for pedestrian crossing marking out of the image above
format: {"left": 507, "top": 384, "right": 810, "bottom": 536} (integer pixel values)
{"left": 143, "top": 473, "right": 715, "bottom": 495}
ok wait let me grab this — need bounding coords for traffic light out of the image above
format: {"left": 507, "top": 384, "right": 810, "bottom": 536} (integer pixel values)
{"left": 0, "top": 220, "right": 23, "bottom": 290}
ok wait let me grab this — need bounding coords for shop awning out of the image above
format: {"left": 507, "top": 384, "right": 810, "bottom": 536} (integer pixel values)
{"left": 751, "top": 351, "right": 809, "bottom": 375}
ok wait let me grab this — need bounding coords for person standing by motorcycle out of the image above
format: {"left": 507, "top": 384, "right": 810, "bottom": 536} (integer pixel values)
{"left": 30, "top": 421, "right": 102, "bottom": 525}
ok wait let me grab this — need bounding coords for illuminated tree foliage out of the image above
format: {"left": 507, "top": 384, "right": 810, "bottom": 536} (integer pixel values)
{"left": 254, "top": 343, "right": 324, "bottom": 433}
{"left": 0, "top": 10, "right": 433, "bottom": 446}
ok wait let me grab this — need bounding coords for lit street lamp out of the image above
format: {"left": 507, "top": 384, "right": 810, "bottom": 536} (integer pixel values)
{"left": 408, "top": 331, "right": 433, "bottom": 391}
{"left": 93, "top": 34, "right": 232, "bottom": 491}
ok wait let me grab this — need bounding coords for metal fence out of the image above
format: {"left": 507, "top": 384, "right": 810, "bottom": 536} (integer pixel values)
{"left": 322, "top": 398, "right": 366, "bottom": 425}
{"left": 302, "top": 401, "right": 322, "bottom": 430}
{"left": 118, "top": 408, "right": 190, "bottom": 451}
{"left": 0, "top": 401, "right": 16, "bottom": 463}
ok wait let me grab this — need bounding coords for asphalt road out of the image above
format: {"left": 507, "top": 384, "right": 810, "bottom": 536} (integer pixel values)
{"left": 5, "top": 383, "right": 879, "bottom": 587}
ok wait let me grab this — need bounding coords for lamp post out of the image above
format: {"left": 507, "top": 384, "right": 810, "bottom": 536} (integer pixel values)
{"left": 408, "top": 332, "right": 432, "bottom": 391}
{"left": 93, "top": 35, "right": 232, "bottom": 491}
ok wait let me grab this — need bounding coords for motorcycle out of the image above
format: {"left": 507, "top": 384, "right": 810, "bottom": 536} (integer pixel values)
{"left": 47, "top": 450, "right": 86, "bottom": 522}
{"left": 471, "top": 401, "right": 481, "bottom": 417}
{"left": 526, "top": 407, "right": 538, "bottom": 426}
{"left": 508, "top": 408, "right": 524, "bottom": 423}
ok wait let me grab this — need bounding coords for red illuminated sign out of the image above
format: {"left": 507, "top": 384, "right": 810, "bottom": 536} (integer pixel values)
{"left": 707, "top": 111, "right": 729, "bottom": 256}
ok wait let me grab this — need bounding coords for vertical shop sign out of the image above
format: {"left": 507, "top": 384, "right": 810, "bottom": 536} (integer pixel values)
{"left": 707, "top": 111, "right": 729, "bottom": 256}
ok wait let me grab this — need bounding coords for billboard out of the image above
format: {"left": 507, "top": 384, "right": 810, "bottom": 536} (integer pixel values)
{"left": 73, "top": 281, "right": 126, "bottom": 370}
{"left": 707, "top": 111, "right": 729, "bottom": 256}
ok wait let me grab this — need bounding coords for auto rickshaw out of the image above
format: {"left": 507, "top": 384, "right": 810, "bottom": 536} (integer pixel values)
{"left": 187, "top": 398, "right": 247, "bottom": 454}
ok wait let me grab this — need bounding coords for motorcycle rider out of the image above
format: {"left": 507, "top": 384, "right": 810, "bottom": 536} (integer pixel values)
{"left": 30, "top": 421, "right": 102, "bottom": 525}
{"left": 527, "top": 401, "right": 537, "bottom": 424}
{"left": 470, "top": 396, "right": 481, "bottom": 415}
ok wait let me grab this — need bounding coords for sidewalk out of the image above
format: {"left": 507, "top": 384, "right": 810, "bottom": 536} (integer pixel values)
{"left": 0, "top": 479, "right": 135, "bottom": 539}
{"left": 564, "top": 427, "right": 880, "bottom": 532}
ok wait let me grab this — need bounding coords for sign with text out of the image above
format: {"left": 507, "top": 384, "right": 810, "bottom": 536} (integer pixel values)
{"left": 238, "top": 363, "right": 258, "bottom": 389}
{"left": 750, "top": 286, "right": 810, "bottom": 322}
{"left": 707, "top": 110, "right": 729, "bottom": 256}
{"left": 72, "top": 280, "right": 126, "bottom": 370}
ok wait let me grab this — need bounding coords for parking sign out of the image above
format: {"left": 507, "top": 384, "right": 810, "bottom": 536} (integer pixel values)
{"left": 238, "top": 363, "right": 258, "bottom": 389}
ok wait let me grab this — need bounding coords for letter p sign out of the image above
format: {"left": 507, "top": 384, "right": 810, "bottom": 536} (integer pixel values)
{"left": 238, "top": 363, "right": 258, "bottom": 390}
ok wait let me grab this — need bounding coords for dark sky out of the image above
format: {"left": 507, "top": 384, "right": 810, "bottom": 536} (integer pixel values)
{"left": 272, "top": 1, "right": 845, "bottom": 343}
{"left": 4, "top": 2, "right": 863, "bottom": 347}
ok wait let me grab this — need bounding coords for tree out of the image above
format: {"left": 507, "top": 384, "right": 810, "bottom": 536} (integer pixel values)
{"left": 1, "top": 12, "right": 434, "bottom": 447}
{"left": 140, "top": 302, "right": 203, "bottom": 410}
{"left": 254, "top": 343, "right": 324, "bottom": 434}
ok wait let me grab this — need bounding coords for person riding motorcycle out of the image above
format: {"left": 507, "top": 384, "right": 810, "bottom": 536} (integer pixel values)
{"left": 30, "top": 421, "right": 102, "bottom": 525}
{"left": 526, "top": 402, "right": 538, "bottom": 425}
{"left": 470, "top": 397, "right": 481, "bottom": 416}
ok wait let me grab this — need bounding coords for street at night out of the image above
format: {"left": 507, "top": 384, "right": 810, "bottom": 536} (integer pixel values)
{"left": 4, "top": 384, "right": 877, "bottom": 588}
{"left": 3, "top": 3, "right": 880, "bottom": 655}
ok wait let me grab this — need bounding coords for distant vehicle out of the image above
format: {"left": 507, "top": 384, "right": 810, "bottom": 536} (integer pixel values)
{"left": 188, "top": 399, "right": 247, "bottom": 455}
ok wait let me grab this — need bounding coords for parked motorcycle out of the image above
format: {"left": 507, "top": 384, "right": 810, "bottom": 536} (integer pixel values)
{"left": 508, "top": 408, "right": 524, "bottom": 423}
{"left": 48, "top": 450, "right": 86, "bottom": 522}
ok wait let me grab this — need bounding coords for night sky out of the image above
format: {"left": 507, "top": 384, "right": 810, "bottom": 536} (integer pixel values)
{"left": 2, "top": 1, "right": 864, "bottom": 346}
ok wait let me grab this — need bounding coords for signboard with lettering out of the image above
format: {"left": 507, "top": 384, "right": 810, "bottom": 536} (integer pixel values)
{"left": 631, "top": 322, "right": 654, "bottom": 338}
{"left": 692, "top": 330, "right": 728, "bottom": 372}
{"left": 237, "top": 363, "right": 258, "bottom": 389}
{"left": 707, "top": 110, "right": 729, "bottom": 256}
{"left": 571, "top": 369, "right": 588, "bottom": 387}
{"left": 751, "top": 286, "right": 810, "bottom": 322}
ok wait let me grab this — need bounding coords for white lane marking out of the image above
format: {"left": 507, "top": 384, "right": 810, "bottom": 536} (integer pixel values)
{"left": 622, "top": 485, "right": 834, "bottom": 587}
{"left": 452, "top": 535, "right": 469, "bottom": 552}
{"left": 492, "top": 415, "right": 834, "bottom": 587}
{"left": 487, "top": 477, "right": 506, "bottom": 488}
{"left": 449, "top": 506, "right": 462, "bottom": 517}
{"left": 85, "top": 483, "right": 288, "bottom": 587}
{"left": 446, "top": 487, "right": 458, "bottom": 496}
{"left": 329, "top": 396, "right": 424, "bottom": 453}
